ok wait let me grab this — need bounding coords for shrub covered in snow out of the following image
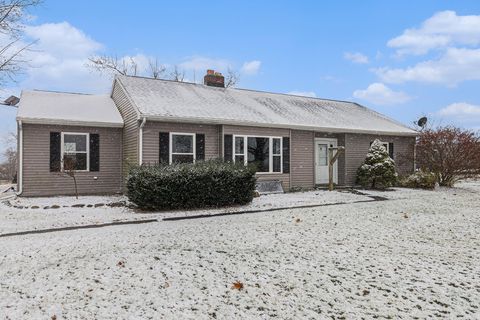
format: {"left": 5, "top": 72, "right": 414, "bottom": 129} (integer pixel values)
{"left": 398, "top": 170, "right": 437, "bottom": 190}
{"left": 356, "top": 139, "right": 397, "bottom": 189}
{"left": 126, "top": 160, "right": 257, "bottom": 210}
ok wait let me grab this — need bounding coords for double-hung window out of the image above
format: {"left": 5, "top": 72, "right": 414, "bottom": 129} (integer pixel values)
{"left": 233, "top": 135, "right": 282, "bottom": 173}
{"left": 234, "top": 136, "right": 246, "bottom": 164}
{"left": 62, "top": 132, "right": 89, "bottom": 171}
{"left": 170, "top": 133, "right": 195, "bottom": 163}
{"left": 380, "top": 141, "right": 389, "bottom": 153}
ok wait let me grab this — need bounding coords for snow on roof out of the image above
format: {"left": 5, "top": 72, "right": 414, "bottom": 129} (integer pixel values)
{"left": 116, "top": 75, "right": 417, "bottom": 136}
{"left": 17, "top": 90, "right": 124, "bottom": 128}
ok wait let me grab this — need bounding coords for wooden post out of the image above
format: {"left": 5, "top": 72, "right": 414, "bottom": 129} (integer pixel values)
{"left": 328, "top": 146, "right": 345, "bottom": 191}
{"left": 328, "top": 148, "right": 334, "bottom": 191}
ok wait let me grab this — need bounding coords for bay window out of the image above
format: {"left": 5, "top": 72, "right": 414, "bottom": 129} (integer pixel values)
{"left": 233, "top": 135, "right": 282, "bottom": 173}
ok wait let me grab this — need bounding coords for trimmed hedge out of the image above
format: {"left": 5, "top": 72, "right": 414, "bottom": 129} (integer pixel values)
{"left": 126, "top": 160, "right": 257, "bottom": 210}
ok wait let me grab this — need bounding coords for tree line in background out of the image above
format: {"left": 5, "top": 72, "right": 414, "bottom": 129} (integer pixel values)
{"left": 87, "top": 55, "right": 240, "bottom": 87}
{"left": 0, "top": 132, "right": 16, "bottom": 182}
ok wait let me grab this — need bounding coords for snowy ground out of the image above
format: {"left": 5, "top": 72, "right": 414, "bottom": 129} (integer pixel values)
{"left": 0, "top": 190, "right": 372, "bottom": 235}
{"left": 1, "top": 182, "right": 480, "bottom": 319}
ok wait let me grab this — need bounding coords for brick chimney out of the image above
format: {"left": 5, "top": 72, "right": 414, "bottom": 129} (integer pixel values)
{"left": 204, "top": 69, "right": 225, "bottom": 88}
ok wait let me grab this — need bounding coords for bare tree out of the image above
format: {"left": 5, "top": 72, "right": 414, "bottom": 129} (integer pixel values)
{"left": 169, "top": 65, "right": 185, "bottom": 82}
{"left": 148, "top": 58, "right": 166, "bottom": 79}
{"left": 87, "top": 55, "right": 139, "bottom": 77}
{"left": 87, "top": 54, "right": 170, "bottom": 80}
{"left": 0, "top": 131, "right": 17, "bottom": 182}
{"left": 224, "top": 68, "right": 239, "bottom": 88}
{"left": 0, "top": 146, "right": 16, "bottom": 181}
{"left": 62, "top": 156, "right": 79, "bottom": 199}
{"left": 0, "top": 0, "right": 41, "bottom": 85}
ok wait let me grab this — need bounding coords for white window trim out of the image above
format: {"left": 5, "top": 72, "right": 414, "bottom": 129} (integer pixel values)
{"left": 232, "top": 134, "right": 283, "bottom": 174}
{"left": 169, "top": 132, "right": 196, "bottom": 164}
{"left": 378, "top": 141, "right": 389, "bottom": 153}
{"left": 61, "top": 132, "right": 90, "bottom": 172}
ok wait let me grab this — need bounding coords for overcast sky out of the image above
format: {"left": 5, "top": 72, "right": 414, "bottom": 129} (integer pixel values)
{"left": 1, "top": 0, "right": 480, "bottom": 155}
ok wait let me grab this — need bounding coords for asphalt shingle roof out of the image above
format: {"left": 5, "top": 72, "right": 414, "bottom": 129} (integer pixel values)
{"left": 117, "top": 75, "right": 417, "bottom": 136}
{"left": 17, "top": 90, "right": 124, "bottom": 127}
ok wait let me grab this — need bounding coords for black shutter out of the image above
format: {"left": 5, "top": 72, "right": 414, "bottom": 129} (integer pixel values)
{"left": 89, "top": 134, "right": 100, "bottom": 172}
{"left": 282, "top": 137, "right": 290, "bottom": 173}
{"left": 50, "top": 132, "right": 61, "bottom": 172}
{"left": 224, "top": 134, "right": 233, "bottom": 161}
{"left": 196, "top": 133, "right": 205, "bottom": 161}
{"left": 159, "top": 132, "right": 170, "bottom": 163}
{"left": 389, "top": 142, "right": 394, "bottom": 159}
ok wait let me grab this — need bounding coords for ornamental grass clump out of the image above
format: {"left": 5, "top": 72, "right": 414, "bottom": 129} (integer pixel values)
{"left": 356, "top": 139, "right": 397, "bottom": 189}
{"left": 126, "top": 160, "right": 257, "bottom": 210}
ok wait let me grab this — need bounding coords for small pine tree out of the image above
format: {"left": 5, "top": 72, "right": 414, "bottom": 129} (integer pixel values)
{"left": 356, "top": 139, "right": 397, "bottom": 189}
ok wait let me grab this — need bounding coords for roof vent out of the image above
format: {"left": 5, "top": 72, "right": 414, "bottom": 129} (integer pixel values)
{"left": 204, "top": 69, "right": 225, "bottom": 88}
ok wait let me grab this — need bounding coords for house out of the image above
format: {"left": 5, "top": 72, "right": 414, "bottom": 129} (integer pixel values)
{"left": 16, "top": 71, "right": 417, "bottom": 197}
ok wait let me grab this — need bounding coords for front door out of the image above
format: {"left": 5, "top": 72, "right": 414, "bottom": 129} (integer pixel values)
{"left": 315, "top": 138, "right": 338, "bottom": 184}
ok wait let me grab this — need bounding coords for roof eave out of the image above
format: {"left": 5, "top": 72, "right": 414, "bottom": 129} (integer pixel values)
{"left": 17, "top": 117, "right": 124, "bottom": 128}
{"left": 140, "top": 114, "right": 419, "bottom": 137}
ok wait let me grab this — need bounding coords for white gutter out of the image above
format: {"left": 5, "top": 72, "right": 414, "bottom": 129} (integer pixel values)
{"left": 16, "top": 120, "right": 23, "bottom": 196}
{"left": 16, "top": 117, "right": 124, "bottom": 128}
{"left": 138, "top": 117, "right": 147, "bottom": 164}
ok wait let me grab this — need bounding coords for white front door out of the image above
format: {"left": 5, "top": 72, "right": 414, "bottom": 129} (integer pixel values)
{"left": 315, "top": 138, "right": 338, "bottom": 184}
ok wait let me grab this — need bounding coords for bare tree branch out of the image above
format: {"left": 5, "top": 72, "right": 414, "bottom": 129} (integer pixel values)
{"left": 87, "top": 55, "right": 139, "bottom": 76}
{"left": 0, "top": 0, "right": 42, "bottom": 85}
{"left": 0, "top": 0, "right": 41, "bottom": 36}
{"left": 148, "top": 58, "right": 166, "bottom": 79}
{"left": 169, "top": 65, "right": 185, "bottom": 82}
{"left": 224, "top": 68, "right": 239, "bottom": 88}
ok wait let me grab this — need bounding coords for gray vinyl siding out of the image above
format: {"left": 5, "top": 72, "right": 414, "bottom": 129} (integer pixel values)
{"left": 142, "top": 121, "right": 221, "bottom": 164}
{"left": 223, "top": 125, "right": 291, "bottom": 190}
{"left": 290, "top": 130, "right": 314, "bottom": 189}
{"left": 344, "top": 133, "right": 416, "bottom": 186}
{"left": 111, "top": 80, "right": 139, "bottom": 178}
{"left": 21, "top": 124, "right": 123, "bottom": 197}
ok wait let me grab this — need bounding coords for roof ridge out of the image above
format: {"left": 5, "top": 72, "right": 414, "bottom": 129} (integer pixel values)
{"left": 117, "top": 74, "right": 357, "bottom": 105}
{"left": 30, "top": 89, "right": 98, "bottom": 96}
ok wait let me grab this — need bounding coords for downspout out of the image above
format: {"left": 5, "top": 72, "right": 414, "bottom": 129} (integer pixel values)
{"left": 138, "top": 117, "right": 146, "bottom": 165}
{"left": 16, "top": 120, "right": 23, "bottom": 195}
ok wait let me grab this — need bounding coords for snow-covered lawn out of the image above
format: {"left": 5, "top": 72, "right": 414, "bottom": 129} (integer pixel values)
{"left": 1, "top": 182, "right": 480, "bottom": 319}
{"left": 0, "top": 195, "right": 154, "bottom": 235}
{"left": 0, "top": 190, "right": 373, "bottom": 235}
